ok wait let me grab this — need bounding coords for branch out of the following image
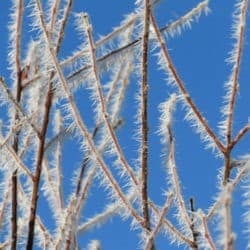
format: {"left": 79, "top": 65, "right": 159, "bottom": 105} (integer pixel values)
{"left": 222, "top": 0, "right": 248, "bottom": 190}
{"left": 140, "top": 0, "right": 151, "bottom": 234}
{"left": 78, "top": 191, "right": 136, "bottom": 233}
{"left": 0, "top": 136, "right": 34, "bottom": 179}
{"left": 55, "top": 0, "right": 73, "bottom": 55}
{"left": 224, "top": 0, "right": 248, "bottom": 145}
{"left": 81, "top": 13, "right": 138, "bottom": 186}
{"left": 189, "top": 198, "right": 198, "bottom": 250}
{"left": 199, "top": 211, "right": 216, "bottom": 250}
{"left": 230, "top": 123, "right": 250, "bottom": 149}
{"left": 18, "top": 183, "right": 55, "bottom": 248}
{"left": 26, "top": 81, "right": 53, "bottom": 249}
{"left": 144, "top": 193, "right": 173, "bottom": 250}
{"left": 10, "top": 0, "right": 23, "bottom": 247}
{"left": 48, "top": 0, "right": 60, "bottom": 40}
{"left": 150, "top": 9, "right": 225, "bottom": 154}
{"left": 207, "top": 166, "right": 247, "bottom": 219}
{"left": 0, "top": 77, "right": 40, "bottom": 137}
{"left": 149, "top": 201, "right": 196, "bottom": 248}
{"left": 0, "top": 181, "right": 10, "bottom": 232}
{"left": 52, "top": 110, "right": 64, "bottom": 210}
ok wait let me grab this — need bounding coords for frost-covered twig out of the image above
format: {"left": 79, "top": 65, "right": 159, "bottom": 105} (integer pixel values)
{"left": 149, "top": 201, "right": 195, "bottom": 248}
{"left": 144, "top": 193, "right": 173, "bottom": 250}
{"left": 0, "top": 77, "right": 40, "bottom": 137}
{"left": 48, "top": 0, "right": 60, "bottom": 40}
{"left": 80, "top": 13, "right": 138, "bottom": 187}
{"left": 9, "top": 0, "right": 24, "bottom": 247}
{"left": 207, "top": 164, "right": 248, "bottom": 219}
{"left": 52, "top": 110, "right": 64, "bottom": 210}
{"left": 199, "top": 210, "right": 216, "bottom": 250}
{"left": 230, "top": 123, "right": 250, "bottom": 149}
{"left": 0, "top": 182, "right": 10, "bottom": 232}
{"left": 55, "top": 0, "right": 74, "bottom": 55}
{"left": 222, "top": 0, "right": 248, "bottom": 186}
{"left": 221, "top": 0, "right": 248, "bottom": 145}
{"left": 150, "top": 7, "right": 225, "bottom": 154}
{"left": 140, "top": 0, "right": 151, "bottom": 235}
{"left": 158, "top": 94, "right": 192, "bottom": 232}
{"left": 189, "top": 198, "right": 198, "bottom": 250}
{"left": 17, "top": 183, "right": 55, "bottom": 248}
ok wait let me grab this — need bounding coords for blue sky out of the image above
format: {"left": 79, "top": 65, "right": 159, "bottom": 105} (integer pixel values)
{"left": 1, "top": 0, "right": 250, "bottom": 249}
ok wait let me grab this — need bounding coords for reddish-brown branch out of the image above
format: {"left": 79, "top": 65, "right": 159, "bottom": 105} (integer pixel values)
{"left": 150, "top": 12, "right": 225, "bottom": 154}
{"left": 26, "top": 82, "right": 53, "bottom": 249}
{"left": 49, "top": 0, "right": 60, "bottom": 40}
{"left": 230, "top": 124, "right": 250, "bottom": 149}
{"left": 18, "top": 183, "right": 55, "bottom": 247}
{"left": 189, "top": 198, "right": 198, "bottom": 250}
{"left": 141, "top": 0, "right": 151, "bottom": 234}
{"left": 0, "top": 182, "right": 10, "bottom": 232}
{"left": 223, "top": 152, "right": 232, "bottom": 185}
{"left": 226, "top": 1, "right": 247, "bottom": 145}
{"left": 11, "top": 1, "right": 23, "bottom": 248}
{"left": 223, "top": 0, "right": 247, "bottom": 195}
{"left": 200, "top": 213, "right": 216, "bottom": 250}
{"left": 145, "top": 193, "right": 173, "bottom": 250}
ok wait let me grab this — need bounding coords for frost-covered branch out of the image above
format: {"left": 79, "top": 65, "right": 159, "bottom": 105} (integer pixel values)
{"left": 150, "top": 11, "right": 225, "bottom": 154}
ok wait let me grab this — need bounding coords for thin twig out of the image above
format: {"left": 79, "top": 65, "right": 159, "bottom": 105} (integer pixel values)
{"left": 26, "top": 0, "right": 74, "bottom": 247}
{"left": 11, "top": 0, "right": 23, "bottom": 247}
{"left": 26, "top": 82, "right": 54, "bottom": 249}
{"left": 53, "top": 111, "right": 64, "bottom": 210}
{"left": 144, "top": 193, "right": 173, "bottom": 250}
{"left": 189, "top": 198, "right": 198, "bottom": 250}
{"left": 77, "top": 191, "right": 136, "bottom": 233}
{"left": 150, "top": 12, "right": 225, "bottom": 154}
{"left": 230, "top": 123, "right": 250, "bottom": 149}
{"left": 34, "top": 1, "right": 144, "bottom": 229}
{"left": 22, "top": 1, "right": 209, "bottom": 90}
{"left": 18, "top": 183, "right": 55, "bottom": 247}
{"left": 48, "top": 0, "right": 60, "bottom": 40}
{"left": 0, "top": 181, "right": 11, "bottom": 232}
{"left": 225, "top": 0, "right": 248, "bottom": 146}
{"left": 0, "top": 78, "right": 40, "bottom": 137}
{"left": 82, "top": 14, "right": 138, "bottom": 186}
{"left": 140, "top": 0, "right": 151, "bottom": 235}
{"left": 224, "top": 184, "right": 234, "bottom": 250}
{"left": 200, "top": 211, "right": 216, "bottom": 250}
{"left": 55, "top": 0, "right": 73, "bottom": 55}
{"left": 167, "top": 111, "right": 192, "bottom": 229}
{"left": 0, "top": 137, "right": 34, "bottom": 179}
{"left": 223, "top": 0, "right": 248, "bottom": 186}
{"left": 207, "top": 166, "right": 247, "bottom": 219}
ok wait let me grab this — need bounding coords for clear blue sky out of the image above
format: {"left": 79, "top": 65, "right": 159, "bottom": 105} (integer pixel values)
{"left": 0, "top": 0, "right": 250, "bottom": 249}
